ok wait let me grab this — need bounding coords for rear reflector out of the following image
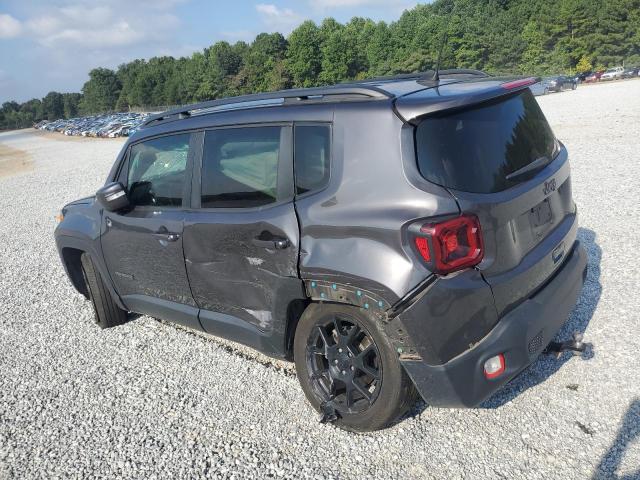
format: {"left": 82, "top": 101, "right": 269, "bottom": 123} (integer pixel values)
{"left": 501, "top": 77, "right": 537, "bottom": 90}
{"left": 415, "top": 214, "right": 484, "bottom": 275}
{"left": 414, "top": 237, "right": 431, "bottom": 262}
{"left": 484, "top": 354, "right": 505, "bottom": 379}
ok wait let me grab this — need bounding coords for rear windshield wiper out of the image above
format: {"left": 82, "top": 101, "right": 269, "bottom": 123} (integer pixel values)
{"left": 506, "top": 156, "right": 551, "bottom": 182}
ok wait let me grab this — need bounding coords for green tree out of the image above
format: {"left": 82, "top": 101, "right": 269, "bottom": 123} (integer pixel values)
{"left": 20, "top": 99, "right": 44, "bottom": 122}
{"left": 366, "top": 22, "right": 395, "bottom": 76}
{"left": 42, "top": 91, "right": 64, "bottom": 120}
{"left": 576, "top": 55, "right": 593, "bottom": 72}
{"left": 62, "top": 93, "right": 82, "bottom": 118}
{"left": 80, "top": 68, "right": 121, "bottom": 114}
{"left": 520, "top": 21, "right": 549, "bottom": 74}
{"left": 238, "top": 32, "right": 289, "bottom": 93}
{"left": 287, "top": 21, "right": 322, "bottom": 87}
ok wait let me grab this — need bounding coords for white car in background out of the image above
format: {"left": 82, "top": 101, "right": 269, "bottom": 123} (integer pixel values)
{"left": 601, "top": 67, "right": 624, "bottom": 80}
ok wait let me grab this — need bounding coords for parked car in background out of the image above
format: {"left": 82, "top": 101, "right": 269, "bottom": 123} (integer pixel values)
{"left": 33, "top": 112, "right": 150, "bottom": 138}
{"left": 572, "top": 72, "right": 591, "bottom": 83}
{"left": 622, "top": 67, "right": 639, "bottom": 78}
{"left": 528, "top": 81, "right": 548, "bottom": 96}
{"left": 584, "top": 70, "right": 605, "bottom": 83}
{"left": 601, "top": 67, "right": 624, "bottom": 81}
{"left": 530, "top": 76, "right": 577, "bottom": 95}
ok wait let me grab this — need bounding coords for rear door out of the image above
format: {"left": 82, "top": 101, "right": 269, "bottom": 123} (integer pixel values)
{"left": 414, "top": 89, "right": 577, "bottom": 316}
{"left": 182, "top": 124, "right": 303, "bottom": 344}
{"left": 100, "top": 132, "right": 200, "bottom": 327}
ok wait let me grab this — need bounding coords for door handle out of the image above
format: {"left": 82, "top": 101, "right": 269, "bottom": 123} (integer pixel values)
{"left": 152, "top": 231, "right": 181, "bottom": 242}
{"left": 252, "top": 235, "right": 290, "bottom": 250}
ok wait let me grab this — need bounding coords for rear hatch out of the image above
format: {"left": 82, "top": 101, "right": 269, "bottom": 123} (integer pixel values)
{"left": 398, "top": 82, "right": 577, "bottom": 316}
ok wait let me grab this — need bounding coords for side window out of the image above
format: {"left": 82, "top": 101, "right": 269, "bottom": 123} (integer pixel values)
{"left": 201, "top": 126, "right": 282, "bottom": 208}
{"left": 127, "top": 133, "right": 190, "bottom": 207}
{"left": 294, "top": 125, "right": 330, "bottom": 195}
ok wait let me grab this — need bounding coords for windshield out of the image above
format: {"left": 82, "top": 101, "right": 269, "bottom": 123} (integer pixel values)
{"left": 415, "top": 90, "right": 559, "bottom": 194}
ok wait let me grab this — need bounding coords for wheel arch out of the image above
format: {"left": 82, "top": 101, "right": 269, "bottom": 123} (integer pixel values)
{"left": 284, "top": 298, "right": 310, "bottom": 360}
{"left": 60, "top": 247, "right": 89, "bottom": 299}
{"left": 55, "top": 234, "right": 127, "bottom": 311}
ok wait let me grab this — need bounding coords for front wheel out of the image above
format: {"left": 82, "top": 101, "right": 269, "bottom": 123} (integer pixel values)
{"left": 80, "top": 253, "right": 128, "bottom": 329}
{"left": 294, "top": 303, "right": 417, "bottom": 432}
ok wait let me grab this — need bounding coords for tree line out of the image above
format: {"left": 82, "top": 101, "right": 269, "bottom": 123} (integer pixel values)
{"left": 2, "top": 0, "right": 639, "bottom": 130}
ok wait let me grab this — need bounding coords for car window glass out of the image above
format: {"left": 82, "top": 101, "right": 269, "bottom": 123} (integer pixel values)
{"left": 127, "top": 133, "right": 190, "bottom": 207}
{"left": 201, "top": 127, "right": 281, "bottom": 208}
{"left": 294, "top": 125, "right": 330, "bottom": 195}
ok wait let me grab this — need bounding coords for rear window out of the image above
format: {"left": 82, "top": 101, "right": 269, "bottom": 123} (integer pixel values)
{"left": 201, "top": 127, "right": 281, "bottom": 208}
{"left": 415, "top": 90, "right": 558, "bottom": 193}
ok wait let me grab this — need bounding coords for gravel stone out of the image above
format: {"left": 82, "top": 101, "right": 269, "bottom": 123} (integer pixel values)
{"left": 1, "top": 80, "right": 639, "bottom": 479}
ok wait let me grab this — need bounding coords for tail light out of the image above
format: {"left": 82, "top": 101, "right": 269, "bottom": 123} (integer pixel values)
{"left": 413, "top": 214, "right": 484, "bottom": 275}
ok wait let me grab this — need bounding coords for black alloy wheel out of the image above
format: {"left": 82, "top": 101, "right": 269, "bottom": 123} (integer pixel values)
{"left": 294, "top": 303, "right": 417, "bottom": 431}
{"left": 306, "top": 315, "right": 382, "bottom": 414}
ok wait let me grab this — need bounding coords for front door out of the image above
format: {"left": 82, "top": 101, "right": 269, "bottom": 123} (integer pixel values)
{"left": 182, "top": 125, "right": 304, "bottom": 355}
{"left": 101, "top": 132, "right": 200, "bottom": 329}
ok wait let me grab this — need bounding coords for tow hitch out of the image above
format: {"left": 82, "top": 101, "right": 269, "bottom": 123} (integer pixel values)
{"left": 544, "top": 332, "right": 587, "bottom": 358}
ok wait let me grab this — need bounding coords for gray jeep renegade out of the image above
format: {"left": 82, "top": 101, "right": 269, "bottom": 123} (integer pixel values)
{"left": 55, "top": 69, "right": 588, "bottom": 432}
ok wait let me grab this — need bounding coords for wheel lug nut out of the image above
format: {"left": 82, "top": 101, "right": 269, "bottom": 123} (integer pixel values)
{"left": 333, "top": 359, "right": 338, "bottom": 364}
{"left": 350, "top": 366, "right": 354, "bottom": 371}
{"left": 338, "top": 348, "right": 343, "bottom": 353}
{"left": 341, "top": 370, "right": 346, "bottom": 375}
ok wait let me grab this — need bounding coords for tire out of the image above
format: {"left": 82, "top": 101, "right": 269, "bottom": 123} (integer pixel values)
{"left": 572, "top": 83, "right": 577, "bottom": 90}
{"left": 294, "top": 303, "right": 417, "bottom": 432}
{"left": 80, "top": 253, "right": 128, "bottom": 329}
{"left": 544, "top": 87, "right": 549, "bottom": 95}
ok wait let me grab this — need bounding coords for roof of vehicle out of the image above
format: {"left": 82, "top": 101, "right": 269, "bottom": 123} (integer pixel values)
{"left": 140, "top": 69, "right": 538, "bottom": 130}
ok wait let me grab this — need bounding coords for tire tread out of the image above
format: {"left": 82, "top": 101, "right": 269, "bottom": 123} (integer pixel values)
{"left": 80, "top": 253, "right": 128, "bottom": 328}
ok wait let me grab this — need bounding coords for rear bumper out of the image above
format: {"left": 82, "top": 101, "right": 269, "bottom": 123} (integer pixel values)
{"left": 401, "top": 240, "right": 588, "bottom": 407}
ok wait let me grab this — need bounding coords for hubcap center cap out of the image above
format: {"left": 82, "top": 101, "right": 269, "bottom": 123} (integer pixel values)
{"left": 330, "top": 351, "right": 352, "bottom": 374}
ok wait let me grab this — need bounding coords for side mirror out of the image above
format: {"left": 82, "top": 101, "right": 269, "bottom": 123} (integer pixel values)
{"left": 96, "top": 182, "right": 130, "bottom": 212}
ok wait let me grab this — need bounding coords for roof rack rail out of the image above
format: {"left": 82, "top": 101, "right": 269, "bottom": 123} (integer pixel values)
{"left": 342, "top": 69, "right": 490, "bottom": 85}
{"left": 143, "top": 85, "right": 391, "bottom": 127}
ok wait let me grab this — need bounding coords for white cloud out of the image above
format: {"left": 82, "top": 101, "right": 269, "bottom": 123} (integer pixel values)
{"left": 20, "top": 5, "right": 181, "bottom": 49}
{"left": 0, "top": 13, "right": 22, "bottom": 38}
{"left": 41, "top": 21, "right": 144, "bottom": 48}
{"left": 25, "top": 16, "right": 62, "bottom": 36}
{"left": 256, "top": 4, "right": 303, "bottom": 33}
{"left": 59, "top": 5, "right": 112, "bottom": 25}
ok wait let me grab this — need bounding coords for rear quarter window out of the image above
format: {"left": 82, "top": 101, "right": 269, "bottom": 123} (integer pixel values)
{"left": 294, "top": 125, "right": 331, "bottom": 195}
{"left": 415, "top": 90, "right": 558, "bottom": 194}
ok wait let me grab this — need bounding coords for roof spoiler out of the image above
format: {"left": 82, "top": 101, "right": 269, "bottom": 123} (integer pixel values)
{"left": 393, "top": 76, "right": 540, "bottom": 123}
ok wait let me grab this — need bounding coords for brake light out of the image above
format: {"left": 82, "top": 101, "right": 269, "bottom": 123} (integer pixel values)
{"left": 414, "top": 214, "right": 484, "bottom": 275}
{"left": 501, "top": 77, "right": 537, "bottom": 90}
{"left": 414, "top": 237, "right": 431, "bottom": 261}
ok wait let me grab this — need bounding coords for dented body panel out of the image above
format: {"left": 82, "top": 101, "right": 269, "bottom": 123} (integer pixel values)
{"left": 183, "top": 202, "right": 304, "bottom": 338}
{"left": 295, "top": 101, "right": 459, "bottom": 303}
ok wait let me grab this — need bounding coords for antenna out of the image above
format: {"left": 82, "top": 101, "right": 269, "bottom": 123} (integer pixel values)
{"left": 432, "top": 4, "right": 454, "bottom": 82}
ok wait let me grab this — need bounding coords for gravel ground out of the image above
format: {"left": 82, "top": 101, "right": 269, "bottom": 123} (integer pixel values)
{"left": 1, "top": 80, "right": 639, "bottom": 480}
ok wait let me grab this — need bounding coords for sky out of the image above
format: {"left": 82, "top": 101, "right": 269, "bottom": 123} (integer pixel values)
{"left": 0, "top": 0, "right": 419, "bottom": 103}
